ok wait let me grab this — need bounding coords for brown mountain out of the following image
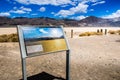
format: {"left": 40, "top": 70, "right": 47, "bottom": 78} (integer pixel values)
{"left": 0, "top": 17, "right": 78, "bottom": 27}
{"left": 79, "top": 16, "right": 112, "bottom": 27}
{"left": 0, "top": 16, "right": 120, "bottom": 27}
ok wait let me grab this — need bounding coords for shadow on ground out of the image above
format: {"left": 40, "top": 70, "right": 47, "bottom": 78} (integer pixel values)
{"left": 20, "top": 72, "right": 65, "bottom": 80}
{"left": 116, "top": 40, "right": 120, "bottom": 42}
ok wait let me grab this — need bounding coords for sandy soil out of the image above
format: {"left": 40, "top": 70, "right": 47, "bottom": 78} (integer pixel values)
{"left": 0, "top": 35, "right": 120, "bottom": 80}
{"left": 64, "top": 27, "right": 120, "bottom": 38}
{"left": 0, "top": 27, "right": 17, "bottom": 35}
{"left": 0, "top": 27, "right": 120, "bottom": 35}
{"left": 64, "top": 27, "right": 120, "bottom": 32}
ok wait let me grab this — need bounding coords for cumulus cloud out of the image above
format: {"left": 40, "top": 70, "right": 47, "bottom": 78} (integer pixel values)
{"left": 14, "top": 0, "right": 29, "bottom": 4}
{"left": 10, "top": 6, "right": 32, "bottom": 14}
{"left": 55, "top": 3, "right": 88, "bottom": 17}
{"left": 89, "top": 0, "right": 98, "bottom": 2}
{"left": 20, "top": 6, "right": 32, "bottom": 12}
{"left": 77, "top": 0, "right": 99, "bottom": 4}
{"left": 10, "top": 10, "right": 26, "bottom": 14}
{"left": 13, "top": 0, "right": 102, "bottom": 7}
{"left": 39, "top": 7, "right": 46, "bottom": 12}
{"left": 71, "top": 15, "right": 86, "bottom": 20}
{"left": 92, "top": 1, "right": 105, "bottom": 6}
{"left": 102, "top": 10, "right": 120, "bottom": 19}
{"left": 0, "top": 12, "right": 10, "bottom": 16}
{"left": 14, "top": 0, "right": 72, "bottom": 6}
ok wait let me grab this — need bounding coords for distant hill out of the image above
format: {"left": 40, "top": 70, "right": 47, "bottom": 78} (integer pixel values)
{"left": 0, "top": 16, "right": 120, "bottom": 27}
{"left": 79, "top": 16, "right": 111, "bottom": 27}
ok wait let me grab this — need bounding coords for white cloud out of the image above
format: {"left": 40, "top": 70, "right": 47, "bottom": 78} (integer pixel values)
{"left": 55, "top": 3, "right": 88, "bottom": 17}
{"left": 55, "top": 10, "right": 71, "bottom": 17}
{"left": 39, "top": 7, "right": 46, "bottom": 12}
{"left": 71, "top": 15, "right": 86, "bottom": 20}
{"left": 14, "top": 0, "right": 29, "bottom": 4}
{"left": 14, "top": 0, "right": 72, "bottom": 6}
{"left": 20, "top": 6, "right": 32, "bottom": 12}
{"left": 10, "top": 10, "right": 26, "bottom": 14}
{"left": 89, "top": 0, "right": 98, "bottom": 2}
{"left": 10, "top": 6, "right": 32, "bottom": 14}
{"left": 102, "top": 10, "right": 120, "bottom": 19}
{"left": 92, "top": 1, "right": 105, "bottom": 6}
{"left": 0, "top": 12, "right": 10, "bottom": 16}
{"left": 14, "top": 0, "right": 101, "bottom": 6}
{"left": 78, "top": 0, "right": 98, "bottom": 4}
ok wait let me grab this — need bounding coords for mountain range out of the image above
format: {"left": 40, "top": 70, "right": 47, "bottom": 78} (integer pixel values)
{"left": 0, "top": 16, "right": 120, "bottom": 27}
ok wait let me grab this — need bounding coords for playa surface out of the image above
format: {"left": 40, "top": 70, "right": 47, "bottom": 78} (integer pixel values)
{"left": 0, "top": 27, "right": 120, "bottom": 35}
{"left": 0, "top": 27, "right": 17, "bottom": 35}
{"left": 0, "top": 35, "right": 120, "bottom": 80}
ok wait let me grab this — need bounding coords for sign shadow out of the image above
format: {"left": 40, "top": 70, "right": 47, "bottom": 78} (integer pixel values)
{"left": 20, "top": 71, "right": 65, "bottom": 80}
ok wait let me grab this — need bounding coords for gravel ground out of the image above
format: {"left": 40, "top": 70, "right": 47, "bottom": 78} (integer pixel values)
{"left": 0, "top": 35, "right": 120, "bottom": 80}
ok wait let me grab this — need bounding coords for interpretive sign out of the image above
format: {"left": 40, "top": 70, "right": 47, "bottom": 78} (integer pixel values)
{"left": 17, "top": 25, "right": 70, "bottom": 80}
{"left": 18, "top": 25, "right": 69, "bottom": 57}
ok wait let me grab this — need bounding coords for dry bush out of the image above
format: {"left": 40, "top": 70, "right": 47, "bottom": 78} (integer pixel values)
{"left": 116, "top": 30, "right": 120, "bottom": 35}
{"left": 108, "top": 30, "right": 116, "bottom": 34}
{"left": 0, "top": 33, "right": 18, "bottom": 42}
{"left": 79, "top": 32, "right": 91, "bottom": 36}
{"left": 7, "top": 33, "right": 18, "bottom": 42}
{"left": 79, "top": 32, "right": 103, "bottom": 37}
{"left": 0, "top": 34, "right": 8, "bottom": 42}
{"left": 96, "top": 32, "right": 103, "bottom": 35}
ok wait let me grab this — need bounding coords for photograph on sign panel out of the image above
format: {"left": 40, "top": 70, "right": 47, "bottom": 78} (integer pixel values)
{"left": 22, "top": 26, "right": 68, "bottom": 55}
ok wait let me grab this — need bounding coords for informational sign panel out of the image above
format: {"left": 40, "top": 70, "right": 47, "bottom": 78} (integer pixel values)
{"left": 18, "top": 25, "right": 69, "bottom": 57}
{"left": 17, "top": 25, "right": 70, "bottom": 80}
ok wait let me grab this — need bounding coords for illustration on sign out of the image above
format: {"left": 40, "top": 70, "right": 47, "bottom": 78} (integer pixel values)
{"left": 21, "top": 26, "right": 68, "bottom": 55}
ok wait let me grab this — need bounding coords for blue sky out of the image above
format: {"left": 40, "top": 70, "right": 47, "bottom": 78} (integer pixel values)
{"left": 0, "top": 0, "right": 120, "bottom": 20}
{"left": 22, "top": 27, "right": 64, "bottom": 39}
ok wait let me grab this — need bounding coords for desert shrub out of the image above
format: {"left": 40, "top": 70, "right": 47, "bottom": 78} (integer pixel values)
{"left": 79, "top": 32, "right": 90, "bottom": 36}
{"left": 0, "top": 34, "right": 8, "bottom": 42}
{"left": 79, "top": 32, "right": 103, "bottom": 37}
{"left": 7, "top": 33, "right": 18, "bottom": 42}
{"left": 116, "top": 30, "right": 120, "bottom": 35}
{"left": 108, "top": 30, "right": 116, "bottom": 34}
{"left": 96, "top": 32, "right": 103, "bottom": 35}
{"left": 0, "top": 33, "right": 18, "bottom": 42}
{"left": 9, "top": 37, "right": 18, "bottom": 42}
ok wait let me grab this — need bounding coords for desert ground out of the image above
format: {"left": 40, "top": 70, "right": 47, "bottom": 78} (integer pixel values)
{"left": 0, "top": 27, "right": 120, "bottom": 35}
{"left": 0, "top": 27, "right": 120, "bottom": 80}
{"left": 64, "top": 27, "right": 120, "bottom": 38}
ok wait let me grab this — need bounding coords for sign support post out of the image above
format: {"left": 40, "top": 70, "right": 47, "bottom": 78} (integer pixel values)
{"left": 66, "top": 50, "right": 70, "bottom": 80}
{"left": 21, "top": 51, "right": 70, "bottom": 80}
{"left": 22, "top": 58, "right": 27, "bottom": 80}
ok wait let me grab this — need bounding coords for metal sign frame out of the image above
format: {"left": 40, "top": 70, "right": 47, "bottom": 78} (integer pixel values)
{"left": 17, "top": 25, "right": 70, "bottom": 80}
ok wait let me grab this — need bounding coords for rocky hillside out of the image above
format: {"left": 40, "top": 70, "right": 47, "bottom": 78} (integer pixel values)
{"left": 79, "top": 16, "right": 120, "bottom": 27}
{"left": 0, "top": 16, "right": 120, "bottom": 27}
